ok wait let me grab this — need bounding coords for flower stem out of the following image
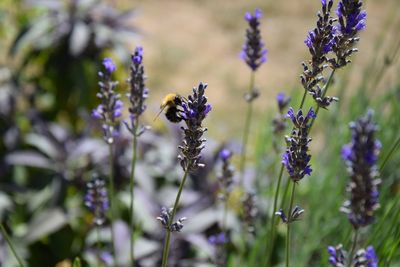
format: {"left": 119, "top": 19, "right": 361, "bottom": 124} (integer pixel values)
{"left": 108, "top": 143, "right": 117, "bottom": 267}
{"left": 347, "top": 229, "right": 359, "bottom": 267}
{"left": 161, "top": 166, "right": 191, "bottom": 267}
{"left": 266, "top": 165, "right": 284, "bottom": 265}
{"left": 309, "top": 69, "right": 336, "bottom": 130}
{"left": 222, "top": 198, "right": 228, "bottom": 264}
{"left": 0, "top": 223, "right": 25, "bottom": 267}
{"left": 380, "top": 134, "right": 400, "bottom": 172}
{"left": 96, "top": 225, "right": 101, "bottom": 264}
{"left": 130, "top": 118, "right": 139, "bottom": 267}
{"left": 239, "top": 71, "right": 256, "bottom": 186}
{"left": 285, "top": 182, "right": 296, "bottom": 267}
{"left": 266, "top": 86, "right": 308, "bottom": 267}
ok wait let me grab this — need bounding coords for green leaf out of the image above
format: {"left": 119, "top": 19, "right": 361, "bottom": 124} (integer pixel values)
{"left": 72, "top": 257, "right": 81, "bottom": 267}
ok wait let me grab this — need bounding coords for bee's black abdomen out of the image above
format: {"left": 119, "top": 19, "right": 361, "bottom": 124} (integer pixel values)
{"left": 165, "top": 106, "right": 183, "bottom": 123}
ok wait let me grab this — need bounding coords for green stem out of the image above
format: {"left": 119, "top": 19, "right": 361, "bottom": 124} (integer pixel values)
{"left": 96, "top": 226, "right": 101, "bottom": 266}
{"left": 347, "top": 229, "right": 359, "bottom": 267}
{"left": 239, "top": 71, "right": 256, "bottom": 185}
{"left": 309, "top": 69, "right": 336, "bottom": 131}
{"left": 108, "top": 144, "right": 117, "bottom": 267}
{"left": 130, "top": 119, "right": 139, "bottom": 267}
{"left": 285, "top": 182, "right": 296, "bottom": 267}
{"left": 161, "top": 166, "right": 191, "bottom": 267}
{"left": 265, "top": 85, "right": 308, "bottom": 267}
{"left": 222, "top": 198, "right": 228, "bottom": 265}
{"left": 266, "top": 165, "right": 284, "bottom": 265}
{"left": 0, "top": 223, "right": 25, "bottom": 267}
{"left": 380, "top": 135, "right": 400, "bottom": 172}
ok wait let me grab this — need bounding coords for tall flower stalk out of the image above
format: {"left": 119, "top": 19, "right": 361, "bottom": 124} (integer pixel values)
{"left": 268, "top": 0, "right": 368, "bottom": 265}
{"left": 239, "top": 8, "right": 267, "bottom": 185}
{"left": 84, "top": 175, "right": 109, "bottom": 260}
{"left": 340, "top": 111, "right": 380, "bottom": 265}
{"left": 0, "top": 223, "right": 25, "bottom": 267}
{"left": 124, "top": 46, "right": 149, "bottom": 266}
{"left": 92, "top": 58, "right": 122, "bottom": 266}
{"left": 158, "top": 82, "right": 211, "bottom": 267}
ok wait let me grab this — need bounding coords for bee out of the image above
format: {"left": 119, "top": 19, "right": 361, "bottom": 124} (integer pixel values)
{"left": 154, "top": 93, "right": 185, "bottom": 123}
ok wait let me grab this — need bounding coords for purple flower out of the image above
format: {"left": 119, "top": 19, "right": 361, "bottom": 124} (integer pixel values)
{"left": 331, "top": 0, "right": 367, "bottom": 68}
{"left": 93, "top": 59, "right": 122, "bottom": 144}
{"left": 126, "top": 46, "right": 149, "bottom": 133}
{"left": 327, "top": 245, "right": 346, "bottom": 266}
{"left": 85, "top": 176, "right": 109, "bottom": 226}
{"left": 241, "top": 8, "right": 267, "bottom": 71}
{"left": 219, "top": 149, "right": 232, "bottom": 161}
{"left": 179, "top": 82, "right": 211, "bottom": 172}
{"left": 341, "top": 111, "right": 381, "bottom": 229}
{"left": 102, "top": 58, "right": 116, "bottom": 73}
{"left": 365, "top": 246, "right": 378, "bottom": 267}
{"left": 282, "top": 107, "right": 315, "bottom": 182}
{"left": 208, "top": 233, "right": 227, "bottom": 246}
{"left": 276, "top": 92, "right": 291, "bottom": 113}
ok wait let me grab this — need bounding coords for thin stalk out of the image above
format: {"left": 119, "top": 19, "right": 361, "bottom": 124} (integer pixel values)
{"left": 108, "top": 144, "right": 117, "bottom": 267}
{"left": 239, "top": 71, "right": 256, "bottom": 185}
{"left": 130, "top": 118, "right": 139, "bottom": 267}
{"left": 380, "top": 135, "right": 400, "bottom": 172}
{"left": 96, "top": 226, "right": 101, "bottom": 266}
{"left": 285, "top": 182, "right": 296, "bottom": 267}
{"left": 222, "top": 199, "right": 228, "bottom": 265}
{"left": 161, "top": 166, "right": 191, "bottom": 267}
{"left": 265, "top": 87, "right": 308, "bottom": 267}
{"left": 347, "top": 229, "right": 359, "bottom": 267}
{"left": 0, "top": 223, "right": 25, "bottom": 267}
{"left": 309, "top": 69, "right": 336, "bottom": 131}
{"left": 265, "top": 165, "right": 284, "bottom": 265}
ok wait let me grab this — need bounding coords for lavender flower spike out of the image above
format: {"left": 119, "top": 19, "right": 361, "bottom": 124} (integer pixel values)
{"left": 282, "top": 107, "right": 315, "bottom": 182}
{"left": 85, "top": 176, "right": 109, "bottom": 226}
{"left": 301, "top": 0, "right": 338, "bottom": 108}
{"left": 340, "top": 110, "right": 381, "bottom": 229}
{"left": 179, "top": 82, "right": 211, "bottom": 172}
{"left": 125, "top": 46, "right": 149, "bottom": 135}
{"left": 330, "top": 0, "right": 367, "bottom": 68}
{"left": 241, "top": 8, "right": 267, "bottom": 71}
{"left": 92, "top": 57, "right": 122, "bottom": 144}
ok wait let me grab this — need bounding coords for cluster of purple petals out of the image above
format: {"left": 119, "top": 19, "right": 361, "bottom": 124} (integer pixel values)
{"left": 276, "top": 92, "right": 291, "bottom": 113}
{"left": 125, "top": 46, "right": 149, "bottom": 132}
{"left": 282, "top": 107, "right": 315, "bottom": 182}
{"left": 241, "top": 8, "right": 268, "bottom": 71}
{"left": 208, "top": 233, "right": 227, "bottom": 246}
{"left": 304, "top": 0, "right": 336, "bottom": 55}
{"left": 327, "top": 245, "right": 346, "bottom": 266}
{"left": 328, "top": 245, "right": 378, "bottom": 267}
{"left": 179, "top": 82, "right": 211, "bottom": 172}
{"left": 341, "top": 111, "right": 380, "bottom": 229}
{"left": 365, "top": 246, "right": 378, "bottom": 267}
{"left": 92, "top": 58, "right": 123, "bottom": 144}
{"left": 336, "top": 0, "right": 367, "bottom": 35}
{"left": 85, "top": 177, "right": 109, "bottom": 226}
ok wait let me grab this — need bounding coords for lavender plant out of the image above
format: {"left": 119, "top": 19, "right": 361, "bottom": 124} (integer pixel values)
{"left": 267, "top": 0, "right": 368, "bottom": 265}
{"left": 239, "top": 8, "right": 267, "bottom": 185}
{"left": 92, "top": 58, "right": 122, "bottom": 266}
{"left": 159, "top": 82, "right": 211, "bottom": 267}
{"left": 124, "top": 46, "right": 149, "bottom": 266}
{"left": 327, "top": 244, "right": 379, "bottom": 267}
{"left": 84, "top": 176, "right": 109, "bottom": 260}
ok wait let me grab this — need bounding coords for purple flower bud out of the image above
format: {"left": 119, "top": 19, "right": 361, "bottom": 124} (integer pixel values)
{"left": 219, "top": 149, "right": 232, "bottom": 161}
{"left": 102, "top": 58, "right": 116, "bottom": 73}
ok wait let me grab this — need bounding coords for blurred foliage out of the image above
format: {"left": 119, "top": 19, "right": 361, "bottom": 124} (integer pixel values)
{"left": 8, "top": 0, "right": 139, "bottom": 127}
{"left": 0, "top": 0, "right": 399, "bottom": 267}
